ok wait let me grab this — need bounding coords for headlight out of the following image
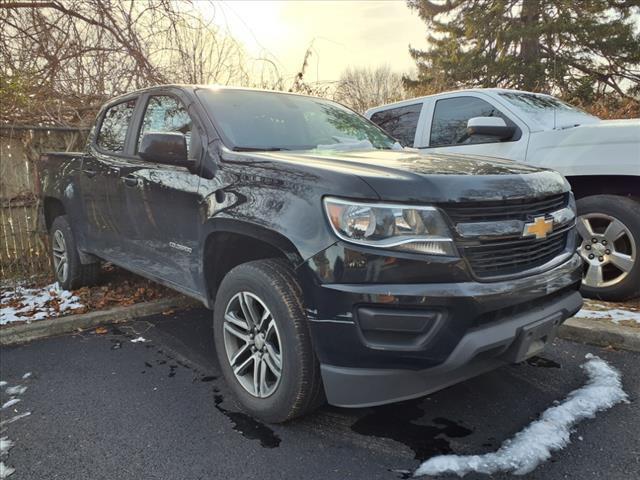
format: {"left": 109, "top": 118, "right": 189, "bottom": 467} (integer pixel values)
{"left": 323, "top": 197, "right": 457, "bottom": 255}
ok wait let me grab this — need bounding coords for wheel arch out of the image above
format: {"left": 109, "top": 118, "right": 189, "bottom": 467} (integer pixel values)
{"left": 566, "top": 175, "right": 640, "bottom": 201}
{"left": 200, "top": 219, "right": 308, "bottom": 307}
{"left": 42, "top": 196, "right": 66, "bottom": 232}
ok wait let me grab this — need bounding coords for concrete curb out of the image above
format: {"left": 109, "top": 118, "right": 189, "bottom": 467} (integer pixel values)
{"left": 0, "top": 296, "right": 197, "bottom": 346}
{"left": 558, "top": 317, "right": 640, "bottom": 353}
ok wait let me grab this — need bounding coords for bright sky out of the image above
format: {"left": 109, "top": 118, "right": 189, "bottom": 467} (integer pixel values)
{"left": 200, "top": 0, "right": 426, "bottom": 84}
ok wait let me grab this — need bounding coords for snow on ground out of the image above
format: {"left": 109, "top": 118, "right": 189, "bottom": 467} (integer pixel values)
{"left": 575, "top": 307, "right": 640, "bottom": 325}
{"left": 0, "top": 438, "right": 13, "bottom": 456}
{"left": 414, "top": 355, "right": 628, "bottom": 477}
{"left": 3, "top": 387, "right": 26, "bottom": 397}
{"left": 130, "top": 336, "right": 147, "bottom": 343}
{"left": 1, "top": 399, "right": 20, "bottom": 410}
{"left": 0, "top": 282, "right": 83, "bottom": 325}
{"left": 0, "top": 461, "right": 15, "bottom": 479}
{"left": 0, "top": 376, "right": 31, "bottom": 479}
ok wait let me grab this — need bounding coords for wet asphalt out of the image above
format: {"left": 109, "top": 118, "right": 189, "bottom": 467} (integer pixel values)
{"left": 1, "top": 307, "right": 638, "bottom": 480}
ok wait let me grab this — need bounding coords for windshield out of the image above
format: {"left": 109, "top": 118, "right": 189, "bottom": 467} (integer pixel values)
{"left": 498, "top": 92, "right": 597, "bottom": 128}
{"left": 196, "top": 88, "right": 399, "bottom": 151}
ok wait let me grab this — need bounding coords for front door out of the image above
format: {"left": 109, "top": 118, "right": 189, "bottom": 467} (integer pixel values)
{"left": 420, "top": 95, "right": 528, "bottom": 162}
{"left": 122, "top": 93, "right": 203, "bottom": 293}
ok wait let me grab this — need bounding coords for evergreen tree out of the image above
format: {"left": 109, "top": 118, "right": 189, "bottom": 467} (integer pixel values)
{"left": 405, "top": 0, "right": 640, "bottom": 100}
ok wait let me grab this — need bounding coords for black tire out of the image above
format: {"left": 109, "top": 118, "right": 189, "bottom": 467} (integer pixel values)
{"left": 576, "top": 195, "right": 640, "bottom": 301}
{"left": 50, "top": 215, "right": 100, "bottom": 290}
{"left": 213, "top": 258, "right": 324, "bottom": 423}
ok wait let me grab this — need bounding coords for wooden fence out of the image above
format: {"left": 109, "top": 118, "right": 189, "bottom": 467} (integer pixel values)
{"left": 0, "top": 126, "right": 87, "bottom": 280}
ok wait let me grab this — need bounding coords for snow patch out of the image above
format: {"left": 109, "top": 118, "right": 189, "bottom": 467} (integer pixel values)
{"left": 575, "top": 308, "right": 640, "bottom": 325}
{"left": 1, "top": 399, "right": 20, "bottom": 410}
{"left": 0, "top": 461, "right": 15, "bottom": 479}
{"left": 0, "top": 283, "right": 83, "bottom": 325}
{"left": 414, "top": 355, "right": 628, "bottom": 477}
{"left": 0, "top": 438, "right": 13, "bottom": 456}
{"left": 21, "top": 373, "right": 31, "bottom": 380}
{"left": 0, "top": 412, "right": 31, "bottom": 428}
{"left": 3, "top": 386, "right": 26, "bottom": 396}
{"left": 0, "top": 382, "right": 6, "bottom": 388}
{"left": 130, "top": 336, "right": 147, "bottom": 343}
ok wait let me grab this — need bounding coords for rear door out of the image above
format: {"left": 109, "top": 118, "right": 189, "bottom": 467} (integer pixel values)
{"left": 419, "top": 94, "right": 528, "bottom": 161}
{"left": 81, "top": 97, "right": 138, "bottom": 256}
{"left": 369, "top": 102, "right": 425, "bottom": 147}
{"left": 121, "top": 92, "right": 203, "bottom": 293}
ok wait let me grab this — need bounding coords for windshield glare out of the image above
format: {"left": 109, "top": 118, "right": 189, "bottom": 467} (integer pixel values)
{"left": 196, "top": 88, "right": 399, "bottom": 151}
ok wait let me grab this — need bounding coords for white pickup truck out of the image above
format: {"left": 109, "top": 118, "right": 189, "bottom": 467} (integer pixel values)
{"left": 366, "top": 89, "right": 640, "bottom": 300}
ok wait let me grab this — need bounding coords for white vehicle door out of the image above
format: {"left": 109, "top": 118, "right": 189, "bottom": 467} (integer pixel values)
{"left": 418, "top": 92, "right": 529, "bottom": 162}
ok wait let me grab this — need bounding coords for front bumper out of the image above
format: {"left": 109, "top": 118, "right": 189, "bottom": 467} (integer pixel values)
{"left": 300, "top": 251, "right": 583, "bottom": 408}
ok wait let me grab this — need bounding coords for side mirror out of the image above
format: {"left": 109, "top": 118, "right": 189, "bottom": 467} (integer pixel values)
{"left": 139, "top": 132, "right": 192, "bottom": 168}
{"left": 466, "top": 117, "right": 515, "bottom": 140}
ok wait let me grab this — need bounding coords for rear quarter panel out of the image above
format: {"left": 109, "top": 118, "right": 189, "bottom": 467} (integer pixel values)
{"left": 38, "top": 152, "right": 87, "bottom": 238}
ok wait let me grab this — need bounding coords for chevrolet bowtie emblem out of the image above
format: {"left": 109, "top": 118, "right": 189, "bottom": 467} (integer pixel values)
{"left": 523, "top": 216, "right": 554, "bottom": 239}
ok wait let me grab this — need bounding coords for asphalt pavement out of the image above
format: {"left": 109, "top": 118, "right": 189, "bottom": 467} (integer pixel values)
{"left": 1, "top": 307, "right": 638, "bottom": 480}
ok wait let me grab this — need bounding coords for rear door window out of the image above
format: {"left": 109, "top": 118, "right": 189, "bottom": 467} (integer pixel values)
{"left": 96, "top": 99, "right": 137, "bottom": 153}
{"left": 369, "top": 103, "right": 422, "bottom": 146}
{"left": 429, "top": 96, "right": 515, "bottom": 147}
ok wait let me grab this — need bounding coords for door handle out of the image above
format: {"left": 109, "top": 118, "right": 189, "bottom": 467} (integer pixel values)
{"left": 122, "top": 175, "right": 139, "bottom": 187}
{"left": 83, "top": 169, "right": 97, "bottom": 178}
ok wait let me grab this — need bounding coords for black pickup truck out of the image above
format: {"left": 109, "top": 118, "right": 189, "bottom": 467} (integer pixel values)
{"left": 39, "top": 85, "right": 583, "bottom": 422}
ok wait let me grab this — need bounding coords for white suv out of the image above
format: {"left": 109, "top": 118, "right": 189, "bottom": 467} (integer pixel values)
{"left": 366, "top": 89, "right": 640, "bottom": 300}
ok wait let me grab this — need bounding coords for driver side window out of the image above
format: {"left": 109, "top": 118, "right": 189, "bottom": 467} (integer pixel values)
{"left": 137, "top": 95, "right": 198, "bottom": 158}
{"left": 430, "top": 97, "right": 514, "bottom": 147}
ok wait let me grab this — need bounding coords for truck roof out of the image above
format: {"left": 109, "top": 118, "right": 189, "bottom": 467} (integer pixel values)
{"left": 364, "top": 87, "right": 554, "bottom": 116}
{"left": 103, "top": 84, "right": 324, "bottom": 106}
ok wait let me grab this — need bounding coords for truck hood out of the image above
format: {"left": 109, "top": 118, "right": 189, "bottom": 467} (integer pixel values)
{"left": 528, "top": 118, "right": 640, "bottom": 176}
{"left": 561, "top": 118, "right": 639, "bottom": 136}
{"left": 242, "top": 148, "right": 569, "bottom": 203}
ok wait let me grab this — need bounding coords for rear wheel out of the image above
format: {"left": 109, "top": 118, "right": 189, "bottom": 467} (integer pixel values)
{"left": 213, "top": 259, "right": 324, "bottom": 423}
{"left": 50, "top": 215, "right": 100, "bottom": 290}
{"left": 576, "top": 195, "right": 640, "bottom": 301}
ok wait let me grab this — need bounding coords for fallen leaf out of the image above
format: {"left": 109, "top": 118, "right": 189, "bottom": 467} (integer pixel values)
{"left": 95, "top": 326, "right": 108, "bottom": 334}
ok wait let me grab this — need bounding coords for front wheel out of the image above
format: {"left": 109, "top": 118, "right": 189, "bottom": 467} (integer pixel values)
{"left": 576, "top": 195, "right": 640, "bottom": 301}
{"left": 213, "top": 259, "right": 324, "bottom": 423}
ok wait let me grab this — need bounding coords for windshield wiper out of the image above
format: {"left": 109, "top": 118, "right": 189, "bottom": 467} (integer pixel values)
{"left": 232, "top": 146, "right": 290, "bottom": 152}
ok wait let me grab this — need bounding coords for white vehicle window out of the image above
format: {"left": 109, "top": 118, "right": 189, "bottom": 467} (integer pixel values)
{"left": 499, "top": 92, "right": 597, "bottom": 127}
{"left": 369, "top": 103, "right": 422, "bottom": 146}
{"left": 430, "top": 96, "right": 516, "bottom": 147}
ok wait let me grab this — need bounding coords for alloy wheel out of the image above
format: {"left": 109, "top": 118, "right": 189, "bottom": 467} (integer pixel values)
{"left": 52, "top": 229, "right": 69, "bottom": 284}
{"left": 577, "top": 213, "right": 636, "bottom": 288}
{"left": 222, "top": 291, "right": 283, "bottom": 398}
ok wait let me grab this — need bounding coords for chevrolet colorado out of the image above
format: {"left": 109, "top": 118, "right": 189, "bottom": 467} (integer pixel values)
{"left": 367, "top": 89, "right": 640, "bottom": 301}
{"left": 39, "top": 86, "right": 583, "bottom": 422}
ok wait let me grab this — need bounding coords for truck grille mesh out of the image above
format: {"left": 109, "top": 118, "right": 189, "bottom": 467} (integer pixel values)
{"left": 460, "top": 228, "right": 570, "bottom": 278}
{"left": 444, "top": 193, "right": 567, "bottom": 223}
{"left": 442, "top": 194, "right": 572, "bottom": 279}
